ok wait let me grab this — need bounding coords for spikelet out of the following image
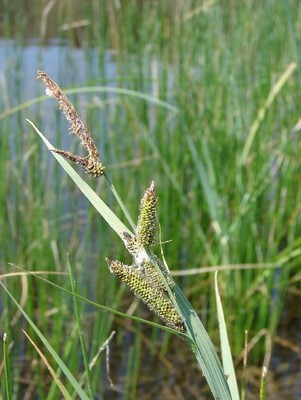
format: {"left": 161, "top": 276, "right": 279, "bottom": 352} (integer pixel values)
{"left": 106, "top": 258, "right": 184, "bottom": 332}
{"left": 136, "top": 181, "right": 157, "bottom": 247}
{"left": 37, "top": 70, "right": 105, "bottom": 177}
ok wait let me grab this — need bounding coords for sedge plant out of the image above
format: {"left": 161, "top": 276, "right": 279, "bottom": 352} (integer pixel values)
{"left": 24, "top": 70, "right": 237, "bottom": 399}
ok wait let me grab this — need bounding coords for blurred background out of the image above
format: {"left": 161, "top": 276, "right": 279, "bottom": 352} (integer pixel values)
{"left": 0, "top": 1, "right": 300, "bottom": 399}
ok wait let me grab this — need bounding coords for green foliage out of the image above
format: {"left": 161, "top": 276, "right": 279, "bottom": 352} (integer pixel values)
{"left": 1, "top": 0, "right": 300, "bottom": 397}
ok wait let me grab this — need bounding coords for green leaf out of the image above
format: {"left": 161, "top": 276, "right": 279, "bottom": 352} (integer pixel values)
{"left": 215, "top": 272, "right": 240, "bottom": 399}
{"left": 3, "top": 332, "right": 13, "bottom": 400}
{"left": 176, "top": 286, "right": 232, "bottom": 400}
{"left": 23, "top": 330, "right": 72, "bottom": 400}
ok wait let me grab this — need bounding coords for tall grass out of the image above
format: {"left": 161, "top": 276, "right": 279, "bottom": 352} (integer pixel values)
{"left": 1, "top": 0, "right": 301, "bottom": 398}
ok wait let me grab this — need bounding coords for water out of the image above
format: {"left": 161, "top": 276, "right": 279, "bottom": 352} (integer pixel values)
{"left": 0, "top": 37, "right": 118, "bottom": 145}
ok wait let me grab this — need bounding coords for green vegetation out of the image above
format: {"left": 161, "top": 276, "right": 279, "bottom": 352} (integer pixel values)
{"left": 1, "top": 0, "right": 300, "bottom": 398}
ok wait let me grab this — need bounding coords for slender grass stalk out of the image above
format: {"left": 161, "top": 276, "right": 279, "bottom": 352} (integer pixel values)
{"left": 75, "top": 331, "right": 116, "bottom": 396}
{"left": 22, "top": 330, "right": 72, "bottom": 400}
{"left": 3, "top": 333, "right": 13, "bottom": 400}
{"left": 259, "top": 366, "right": 267, "bottom": 400}
{"left": 240, "top": 62, "right": 297, "bottom": 165}
{"left": 104, "top": 171, "right": 136, "bottom": 230}
{"left": 241, "top": 330, "right": 249, "bottom": 400}
{"left": 0, "top": 87, "right": 178, "bottom": 122}
{"left": 186, "top": 134, "right": 220, "bottom": 224}
{"left": 12, "top": 265, "right": 180, "bottom": 334}
{"left": 130, "top": 329, "right": 141, "bottom": 400}
{"left": 67, "top": 254, "right": 94, "bottom": 399}
{"left": 46, "top": 327, "right": 78, "bottom": 400}
{"left": 124, "top": 345, "right": 135, "bottom": 400}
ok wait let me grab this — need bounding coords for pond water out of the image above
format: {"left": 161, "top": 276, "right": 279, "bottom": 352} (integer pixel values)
{"left": 0, "top": 37, "right": 118, "bottom": 97}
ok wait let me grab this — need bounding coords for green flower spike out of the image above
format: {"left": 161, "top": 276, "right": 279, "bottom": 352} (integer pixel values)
{"left": 106, "top": 258, "right": 184, "bottom": 332}
{"left": 136, "top": 181, "right": 157, "bottom": 247}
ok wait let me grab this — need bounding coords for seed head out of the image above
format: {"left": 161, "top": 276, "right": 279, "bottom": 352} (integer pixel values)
{"left": 106, "top": 258, "right": 184, "bottom": 332}
{"left": 136, "top": 181, "right": 157, "bottom": 247}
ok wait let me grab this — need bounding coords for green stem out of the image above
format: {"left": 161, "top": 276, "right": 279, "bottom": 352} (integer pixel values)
{"left": 67, "top": 254, "right": 94, "bottom": 399}
{"left": 104, "top": 171, "right": 136, "bottom": 231}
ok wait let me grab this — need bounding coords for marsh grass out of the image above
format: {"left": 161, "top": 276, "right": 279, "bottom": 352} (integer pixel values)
{"left": 1, "top": 0, "right": 301, "bottom": 398}
{"left": 24, "top": 119, "right": 232, "bottom": 398}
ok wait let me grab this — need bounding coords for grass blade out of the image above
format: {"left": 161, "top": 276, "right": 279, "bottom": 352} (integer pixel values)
{"left": 3, "top": 333, "right": 13, "bottom": 400}
{"left": 215, "top": 272, "right": 240, "bottom": 400}
{"left": 186, "top": 134, "right": 219, "bottom": 222}
{"left": 240, "top": 62, "right": 297, "bottom": 165}
{"left": 0, "top": 86, "right": 178, "bottom": 121}
{"left": 259, "top": 366, "right": 267, "bottom": 400}
{"left": 104, "top": 171, "right": 136, "bottom": 231}
{"left": 22, "top": 330, "right": 72, "bottom": 400}
{"left": 67, "top": 254, "right": 94, "bottom": 399}
{"left": 175, "top": 286, "right": 232, "bottom": 399}
{"left": 13, "top": 266, "right": 181, "bottom": 334}
{"left": 241, "top": 330, "right": 248, "bottom": 400}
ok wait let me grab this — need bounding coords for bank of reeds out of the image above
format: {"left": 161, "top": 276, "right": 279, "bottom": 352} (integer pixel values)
{"left": 1, "top": 1, "right": 300, "bottom": 398}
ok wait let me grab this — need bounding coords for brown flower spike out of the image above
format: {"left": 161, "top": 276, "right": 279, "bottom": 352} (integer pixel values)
{"left": 37, "top": 70, "right": 105, "bottom": 177}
